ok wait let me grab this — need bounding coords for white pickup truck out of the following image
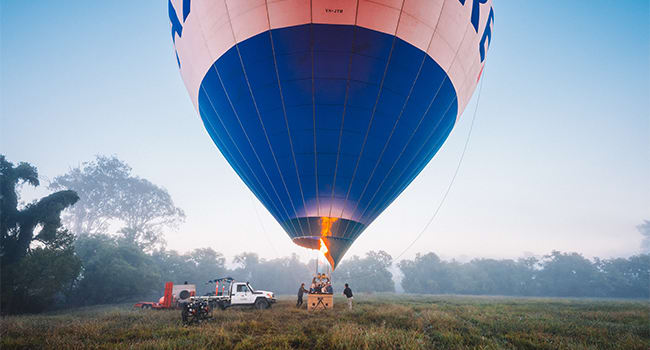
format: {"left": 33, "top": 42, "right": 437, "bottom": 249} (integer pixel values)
{"left": 193, "top": 277, "right": 275, "bottom": 310}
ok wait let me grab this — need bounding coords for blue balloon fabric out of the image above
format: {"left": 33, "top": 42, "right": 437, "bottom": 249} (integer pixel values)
{"left": 170, "top": 0, "right": 494, "bottom": 268}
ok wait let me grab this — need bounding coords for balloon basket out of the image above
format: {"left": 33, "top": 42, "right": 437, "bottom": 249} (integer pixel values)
{"left": 307, "top": 293, "right": 333, "bottom": 311}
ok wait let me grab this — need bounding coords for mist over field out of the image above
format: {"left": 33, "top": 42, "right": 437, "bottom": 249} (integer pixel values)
{"left": 1, "top": 155, "right": 648, "bottom": 315}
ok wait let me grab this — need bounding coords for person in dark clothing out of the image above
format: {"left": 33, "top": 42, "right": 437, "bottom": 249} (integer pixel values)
{"left": 296, "top": 283, "right": 309, "bottom": 308}
{"left": 343, "top": 283, "right": 353, "bottom": 310}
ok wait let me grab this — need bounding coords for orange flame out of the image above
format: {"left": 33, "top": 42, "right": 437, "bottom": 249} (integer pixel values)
{"left": 320, "top": 217, "right": 338, "bottom": 236}
{"left": 319, "top": 237, "right": 335, "bottom": 269}
{"left": 319, "top": 238, "right": 328, "bottom": 255}
{"left": 317, "top": 217, "right": 338, "bottom": 269}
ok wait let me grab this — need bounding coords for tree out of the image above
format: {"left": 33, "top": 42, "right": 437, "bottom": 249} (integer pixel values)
{"left": 47, "top": 156, "right": 130, "bottom": 235}
{"left": 186, "top": 248, "right": 227, "bottom": 295}
{"left": 397, "top": 251, "right": 648, "bottom": 298}
{"left": 1, "top": 155, "right": 79, "bottom": 265}
{"left": 6, "top": 231, "right": 81, "bottom": 313}
{"left": 637, "top": 220, "right": 650, "bottom": 254}
{"left": 229, "top": 252, "right": 312, "bottom": 295}
{"left": 459, "top": 258, "right": 536, "bottom": 295}
{"left": 50, "top": 156, "right": 185, "bottom": 250}
{"left": 151, "top": 248, "right": 228, "bottom": 295}
{"left": 73, "top": 234, "right": 160, "bottom": 304}
{"left": 247, "top": 254, "right": 312, "bottom": 295}
{"left": 0, "top": 155, "right": 81, "bottom": 314}
{"left": 334, "top": 251, "right": 395, "bottom": 293}
{"left": 232, "top": 252, "right": 260, "bottom": 281}
{"left": 399, "top": 252, "right": 454, "bottom": 293}
{"left": 597, "top": 254, "right": 650, "bottom": 298}
{"left": 536, "top": 251, "right": 601, "bottom": 297}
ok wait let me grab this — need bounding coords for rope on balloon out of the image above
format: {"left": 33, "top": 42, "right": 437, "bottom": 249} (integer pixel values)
{"left": 389, "top": 68, "right": 487, "bottom": 265}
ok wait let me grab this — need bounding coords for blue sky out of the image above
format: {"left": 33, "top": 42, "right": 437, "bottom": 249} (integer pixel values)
{"left": 1, "top": 1, "right": 648, "bottom": 263}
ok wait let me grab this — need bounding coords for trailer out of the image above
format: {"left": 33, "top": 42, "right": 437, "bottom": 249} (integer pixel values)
{"left": 134, "top": 282, "right": 195, "bottom": 309}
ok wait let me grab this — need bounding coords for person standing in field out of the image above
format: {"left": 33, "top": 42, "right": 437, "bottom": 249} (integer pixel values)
{"left": 296, "top": 283, "right": 309, "bottom": 308}
{"left": 343, "top": 283, "right": 353, "bottom": 310}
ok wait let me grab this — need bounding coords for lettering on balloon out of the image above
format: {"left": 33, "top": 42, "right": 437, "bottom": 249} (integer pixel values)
{"left": 169, "top": 0, "right": 191, "bottom": 67}
{"left": 459, "top": 0, "right": 487, "bottom": 33}
{"left": 458, "top": 0, "right": 493, "bottom": 62}
{"left": 479, "top": 7, "right": 494, "bottom": 62}
{"left": 325, "top": 9, "right": 344, "bottom": 14}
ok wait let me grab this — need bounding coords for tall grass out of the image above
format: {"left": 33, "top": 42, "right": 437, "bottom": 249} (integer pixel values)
{"left": 1, "top": 294, "right": 648, "bottom": 349}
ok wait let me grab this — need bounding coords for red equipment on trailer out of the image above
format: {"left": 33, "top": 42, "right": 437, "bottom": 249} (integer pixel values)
{"left": 134, "top": 282, "right": 195, "bottom": 309}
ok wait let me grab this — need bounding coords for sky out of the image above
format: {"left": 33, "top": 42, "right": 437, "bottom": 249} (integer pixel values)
{"left": 1, "top": 1, "right": 648, "bottom": 265}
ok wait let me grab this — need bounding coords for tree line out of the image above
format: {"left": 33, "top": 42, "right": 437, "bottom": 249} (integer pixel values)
{"left": 399, "top": 251, "right": 648, "bottom": 298}
{"left": 1, "top": 155, "right": 648, "bottom": 314}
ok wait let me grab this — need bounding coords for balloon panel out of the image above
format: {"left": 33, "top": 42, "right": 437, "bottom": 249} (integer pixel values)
{"left": 171, "top": 0, "right": 494, "bottom": 268}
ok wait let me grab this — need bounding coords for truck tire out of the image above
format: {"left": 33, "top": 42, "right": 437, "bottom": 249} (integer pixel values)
{"left": 254, "top": 298, "right": 269, "bottom": 310}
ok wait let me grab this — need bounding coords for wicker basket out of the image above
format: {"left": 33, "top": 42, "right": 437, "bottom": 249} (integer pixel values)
{"left": 307, "top": 293, "right": 333, "bottom": 311}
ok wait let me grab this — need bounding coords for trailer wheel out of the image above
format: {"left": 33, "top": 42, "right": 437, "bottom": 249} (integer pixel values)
{"left": 142, "top": 304, "right": 151, "bottom": 310}
{"left": 255, "top": 298, "right": 269, "bottom": 310}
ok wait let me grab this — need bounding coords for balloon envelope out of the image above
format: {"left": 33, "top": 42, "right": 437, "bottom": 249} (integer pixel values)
{"left": 170, "top": 0, "right": 494, "bottom": 268}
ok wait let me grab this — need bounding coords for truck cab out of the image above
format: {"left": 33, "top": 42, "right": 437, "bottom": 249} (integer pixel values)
{"left": 232, "top": 283, "right": 254, "bottom": 304}
{"left": 194, "top": 278, "right": 275, "bottom": 310}
{"left": 230, "top": 282, "right": 275, "bottom": 307}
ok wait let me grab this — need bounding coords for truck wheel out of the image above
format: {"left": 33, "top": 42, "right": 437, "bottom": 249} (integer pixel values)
{"left": 255, "top": 298, "right": 269, "bottom": 310}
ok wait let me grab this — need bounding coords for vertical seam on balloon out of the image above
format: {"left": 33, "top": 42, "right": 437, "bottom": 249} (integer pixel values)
{"left": 389, "top": 71, "right": 486, "bottom": 265}
{"left": 357, "top": 26, "right": 475, "bottom": 225}
{"left": 199, "top": 102, "right": 279, "bottom": 225}
{"left": 190, "top": 7, "right": 290, "bottom": 229}
{"left": 340, "top": 46, "right": 427, "bottom": 235}
{"left": 225, "top": 2, "right": 307, "bottom": 239}
{"left": 216, "top": 0, "right": 302, "bottom": 236}
{"left": 326, "top": 0, "right": 361, "bottom": 222}
{"left": 310, "top": 0, "right": 320, "bottom": 218}
{"left": 338, "top": 0, "right": 448, "bottom": 240}
{"left": 233, "top": 36, "right": 307, "bottom": 240}
{"left": 346, "top": 0, "right": 451, "bottom": 230}
{"left": 264, "top": 1, "right": 313, "bottom": 237}
{"left": 359, "top": 18, "right": 475, "bottom": 223}
{"left": 198, "top": 82, "right": 288, "bottom": 228}
{"left": 341, "top": 0, "right": 468, "bottom": 235}
{"left": 363, "top": 97, "right": 457, "bottom": 226}
{"left": 367, "top": 109, "right": 456, "bottom": 222}
{"left": 336, "top": 0, "right": 406, "bottom": 234}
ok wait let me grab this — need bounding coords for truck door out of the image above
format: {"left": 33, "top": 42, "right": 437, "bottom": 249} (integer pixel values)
{"left": 245, "top": 284, "right": 256, "bottom": 303}
{"left": 232, "top": 283, "right": 248, "bottom": 304}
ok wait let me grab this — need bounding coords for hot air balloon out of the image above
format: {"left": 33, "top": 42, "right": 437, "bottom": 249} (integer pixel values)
{"left": 169, "top": 0, "right": 494, "bottom": 268}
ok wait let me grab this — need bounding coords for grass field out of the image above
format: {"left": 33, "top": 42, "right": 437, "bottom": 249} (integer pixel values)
{"left": 1, "top": 294, "right": 648, "bottom": 349}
